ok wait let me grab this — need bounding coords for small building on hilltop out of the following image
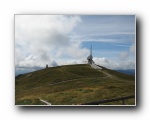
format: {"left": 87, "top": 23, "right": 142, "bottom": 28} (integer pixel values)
{"left": 46, "top": 64, "right": 48, "bottom": 69}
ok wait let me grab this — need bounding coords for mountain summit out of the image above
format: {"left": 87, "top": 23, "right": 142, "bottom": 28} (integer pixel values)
{"left": 15, "top": 64, "right": 135, "bottom": 105}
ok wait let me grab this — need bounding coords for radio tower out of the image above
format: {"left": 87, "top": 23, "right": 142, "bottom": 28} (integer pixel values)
{"left": 87, "top": 45, "right": 94, "bottom": 64}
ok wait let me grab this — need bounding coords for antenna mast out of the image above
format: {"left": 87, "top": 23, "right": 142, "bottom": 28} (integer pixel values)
{"left": 90, "top": 45, "right": 92, "bottom": 55}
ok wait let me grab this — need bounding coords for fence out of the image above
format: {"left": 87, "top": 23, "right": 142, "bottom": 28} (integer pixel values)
{"left": 81, "top": 95, "right": 135, "bottom": 105}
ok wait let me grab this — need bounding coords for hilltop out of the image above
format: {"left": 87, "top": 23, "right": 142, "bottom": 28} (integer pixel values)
{"left": 15, "top": 64, "right": 135, "bottom": 105}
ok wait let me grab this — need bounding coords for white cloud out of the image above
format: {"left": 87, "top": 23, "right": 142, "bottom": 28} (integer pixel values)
{"left": 119, "top": 51, "right": 129, "bottom": 60}
{"left": 118, "top": 40, "right": 135, "bottom": 61}
{"left": 93, "top": 57, "right": 135, "bottom": 70}
{"left": 79, "top": 38, "right": 118, "bottom": 43}
{"left": 15, "top": 15, "right": 89, "bottom": 69}
{"left": 130, "top": 43, "right": 135, "bottom": 53}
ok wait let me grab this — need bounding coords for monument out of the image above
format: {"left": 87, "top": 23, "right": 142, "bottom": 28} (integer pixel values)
{"left": 87, "top": 45, "right": 94, "bottom": 64}
{"left": 87, "top": 45, "right": 102, "bottom": 70}
{"left": 46, "top": 64, "right": 48, "bottom": 69}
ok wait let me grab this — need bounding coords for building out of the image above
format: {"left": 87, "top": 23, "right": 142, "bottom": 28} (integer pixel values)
{"left": 46, "top": 64, "right": 48, "bottom": 68}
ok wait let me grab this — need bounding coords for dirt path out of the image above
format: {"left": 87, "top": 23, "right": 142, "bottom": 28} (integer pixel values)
{"left": 90, "top": 63, "right": 113, "bottom": 78}
{"left": 100, "top": 70, "right": 112, "bottom": 78}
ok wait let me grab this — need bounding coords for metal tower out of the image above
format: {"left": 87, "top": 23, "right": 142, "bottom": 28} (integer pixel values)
{"left": 87, "top": 45, "right": 93, "bottom": 64}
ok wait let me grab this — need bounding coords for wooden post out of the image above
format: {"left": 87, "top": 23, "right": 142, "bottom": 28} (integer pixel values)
{"left": 46, "top": 64, "right": 48, "bottom": 68}
{"left": 122, "top": 99, "right": 125, "bottom": 105}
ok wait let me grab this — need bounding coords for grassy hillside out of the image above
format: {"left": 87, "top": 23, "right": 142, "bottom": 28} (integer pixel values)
{"left": 15, "top": 64, "right": 135, "bottom": 105}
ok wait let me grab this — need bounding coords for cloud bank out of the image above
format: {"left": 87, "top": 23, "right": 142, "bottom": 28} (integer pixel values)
{"left": 15, "top": 15, "right": 89, "bottom": 70}
{"left": 93, "top": 57, "right": 135, "bottom": 70}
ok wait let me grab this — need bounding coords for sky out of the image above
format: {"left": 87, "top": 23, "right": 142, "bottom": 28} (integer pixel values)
{"left": 15, "top": 15, "right": 135, "bottom": 75}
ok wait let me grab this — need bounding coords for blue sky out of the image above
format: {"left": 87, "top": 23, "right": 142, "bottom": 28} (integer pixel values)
{"left": 72, "top": 15, "right": 135, "bottom": 60}
{"left": 15, "top": 15, "right": 135, "bottom": 75}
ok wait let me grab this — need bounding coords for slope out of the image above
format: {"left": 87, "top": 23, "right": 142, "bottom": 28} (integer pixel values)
{"left": 15, "top": 64, "right": 135, "bottom": 105}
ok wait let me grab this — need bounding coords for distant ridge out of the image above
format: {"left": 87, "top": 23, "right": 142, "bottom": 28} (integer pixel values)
{"left": 116, "top": 69, "right": 135, "bottom": 76}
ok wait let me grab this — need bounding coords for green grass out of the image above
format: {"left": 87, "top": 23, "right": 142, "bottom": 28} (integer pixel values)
{"left": 99, "top": 65, "right": 135, "bottom": 81}
{"left": 15, "top": 64, "right": 135, "bottom": 105}
{"left": 16, "top": 99, "right": 46, "bottom": 105}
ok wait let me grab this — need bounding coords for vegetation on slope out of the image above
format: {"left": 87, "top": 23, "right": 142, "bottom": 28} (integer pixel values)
{"left": 15, "top": 64, "right": 135, "bottom": 105}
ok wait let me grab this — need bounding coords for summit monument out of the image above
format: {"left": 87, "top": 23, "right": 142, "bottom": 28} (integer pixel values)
{"left": 87, "top": 45, "right": 102, "bottom": 70}
{"left": 87, "top": 45, "right": 94, "bottom": 64}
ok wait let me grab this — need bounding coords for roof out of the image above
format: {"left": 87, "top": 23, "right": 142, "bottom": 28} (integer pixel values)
{"left": 87, "top": 55, "right": 93, "bottom": 60}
